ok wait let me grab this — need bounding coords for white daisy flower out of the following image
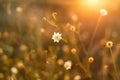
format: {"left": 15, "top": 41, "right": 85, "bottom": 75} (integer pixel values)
{"left": 100, "top": 9, "right": 108, "bottom": 16}
{"left": 11, "top": 67, "right": 18, "bottom": 74}
{"left": 106, "top": 41, "right": 113, "bottom": 48}
{"left": 52, "top": 32, "right": 62, "bottom": 43}
{"left": 64, "top": 60, "right": 72, "bottom": 70}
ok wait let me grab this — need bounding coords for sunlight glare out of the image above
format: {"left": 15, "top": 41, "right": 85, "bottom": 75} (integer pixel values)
{"left": 86, "top": 0, "right": 100, "bottom": 6}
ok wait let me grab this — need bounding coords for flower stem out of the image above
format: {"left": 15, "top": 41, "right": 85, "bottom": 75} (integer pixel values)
{"left": 88, "top": 15, "right": 102, "bottom": 50}
{"left": 110, "top": 48, "right": 119, "bottom": 80}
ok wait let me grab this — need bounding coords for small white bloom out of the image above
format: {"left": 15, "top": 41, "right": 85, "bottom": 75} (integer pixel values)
{"left": 52, "top": 32, "right": 62, "bottom": 43}
{"left": 106, "top": 41, "right": 113, "bottom": 48}
{"left": 100, "top": 9, "right": 108, "bottom": 16}
{"left": 64, "top": 60, "right": 72, "bottom": 70}
{"left": 11, "top": 67, "right": 18, "bottom": 74}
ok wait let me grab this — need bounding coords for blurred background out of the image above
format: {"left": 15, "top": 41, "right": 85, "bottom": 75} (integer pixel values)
{"left": 0, "top": 0, "right": 120, "bottom": 80}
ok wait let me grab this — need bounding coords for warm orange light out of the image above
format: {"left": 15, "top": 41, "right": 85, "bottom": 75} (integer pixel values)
{"left": 86, "top": 0, "right": 99, "bottom": 5}
{"left": 80, "top": 0, "right": 101, "bottom": 11}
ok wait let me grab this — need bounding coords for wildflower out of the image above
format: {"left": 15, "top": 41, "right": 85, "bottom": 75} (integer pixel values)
{"left": 57, "top": 59, "right": 64, "bottom": 66}
{"left": 71, "top": 48, "right": 77, "bottom": 54}
{"left": 52, "top": 32, "right": 62, "bottom": 43}
{"left": 64, "top": 60, "right": 72, "bottom": 70}
{"left": 11, "top": 67, "right": 18, "bottom": 74}
{"left": 74, "top": 75, "right": 81, "bottom": 80}
{"left": 88, "top": 57, "right": 94, "bottom": 63}
{"left": 104, "top": 64, "right": 108, "bottom": 69}
{"left": 16, "top": 6, "right": 23, "bottom": 13}
{"left": 106, "top": 41, "right": 113, "bottom": 48}
{"left": 70, "top": 25, "right": 76, "bottom": 31}
{"left": 100, "top": 9, "right": 108, "bottom": 16}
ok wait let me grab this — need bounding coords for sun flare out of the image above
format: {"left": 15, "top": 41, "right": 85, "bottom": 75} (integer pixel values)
{"left": 87, "top": 0, "right": 99, "bottom": 5}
